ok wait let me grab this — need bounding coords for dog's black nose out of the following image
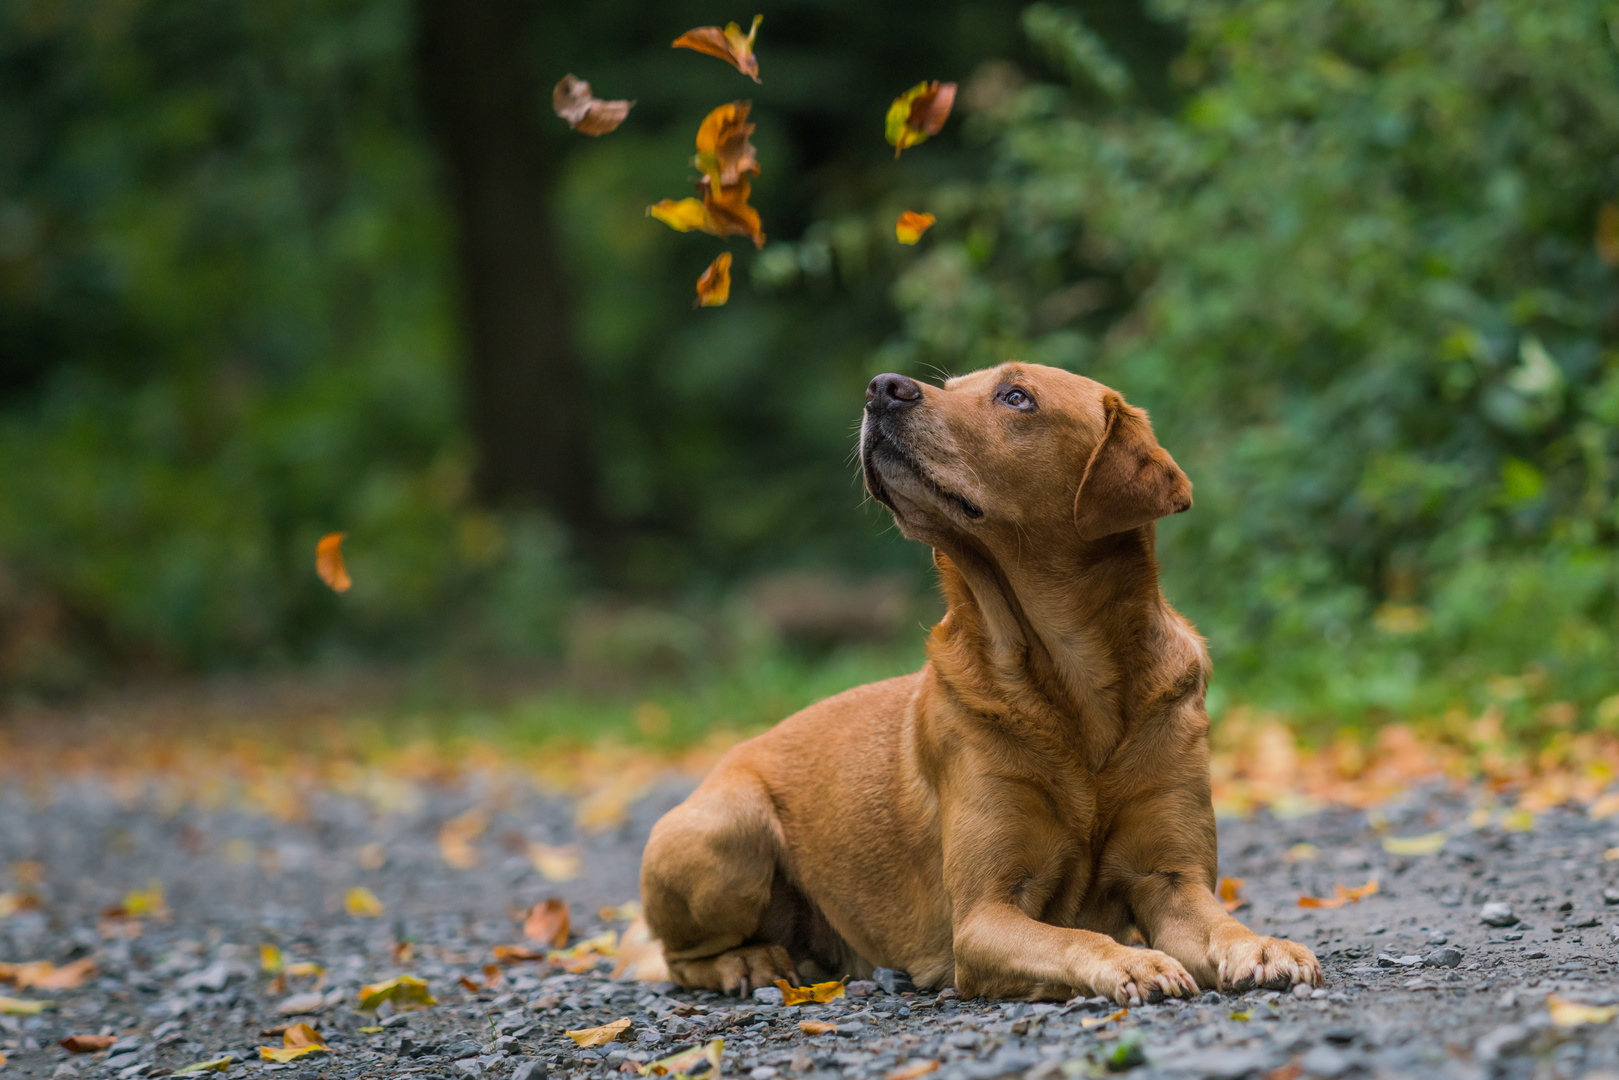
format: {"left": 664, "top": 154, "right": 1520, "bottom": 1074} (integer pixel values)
{"left": 867, "top": 373, "right": 922, "bottom": 411}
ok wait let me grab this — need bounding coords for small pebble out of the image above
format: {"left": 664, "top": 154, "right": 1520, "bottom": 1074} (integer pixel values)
{"left": 1480, "top": 902, "right": 1519, "bottom": 927}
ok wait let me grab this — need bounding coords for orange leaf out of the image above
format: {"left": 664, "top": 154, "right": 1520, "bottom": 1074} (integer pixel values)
{"left": 1298, "top": 878, "right": 1379, "bottom": 908}
{"left": 699, "top": 177, "right": 765, "bottom": 249}
{"left": 799, "top": 1020, "right": 836, "bottom": 1035}
{"left": 672, "top": 15, "right": 763, "bottom": 82}
{"left": 1217, "top": 876, "right": 1247, "bottom": 913}
{"left": 895, "top": 211, "right": 935, "bottom": 245}
{"left": 695, "top": 103, "right": 760, "bottom": 189}
{"left": 773, "top": 978, "right": 846, "bottom": 1005}
{"left": 887, "top": 1062, "right": 940, "bottom": 1080}
{"left": 522, "top": 898, "right": 571, "bottom": 948}
{"left": 552, "top": 75, "right": 634, "bottom": 136}
{"left": 316, "top": 533, "right": 351, "bottom": 593}
{"left": 0, "top": 958, "right": 96, "bottom": 991}
{"left": 566, "top": 1017, "right": 633, "bottom": 1048}
{"left": 1598, "top": 202, "right": 1619, "bottom": 267}
{"left": 491, "top": 943, "right": 546, "bottom": 964}
{"left": 697, "top": 254, "right": 733, "bottom": 307}
{"left": 60, "top": 1034, "right": 115, "bottom": 1054}
{"left": 259, "top": 1023, "right": 331, "bottom": 1063}
{"left": 885, "top": 81, "right": 956, "bottom": 157}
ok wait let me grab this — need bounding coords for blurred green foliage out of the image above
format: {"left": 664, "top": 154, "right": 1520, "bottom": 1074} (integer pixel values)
{"left": 4, "top": 0, "right": 1619, "bottom": 735}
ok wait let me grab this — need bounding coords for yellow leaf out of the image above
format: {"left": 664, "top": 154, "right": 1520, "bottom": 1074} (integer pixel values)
{"left": 259, "top": 1044, "right": 330, "bottom": 1063}
{"left": 1549, "top": 993, "right": 1618, "bottom": 1027}
{"left": 697, "top": 253, "right": 733, "bottom": 307}
{"left": 345, "top": 887, "right": 385, "bottom": 918}
{"left": 1284, "top": 843, "right": 1318, "bottom": 863}
{"left": 359, "top": 1027, "right": 384, "bottom": 1034}
{"left": 885, "top": 81, "right": 956, "bottom": 157}
{"left": 284, "top": 961, "right": 324, "bottom": 978}
{"left": 672, "top": 15, "right": 763, "bottom": 82}
{"left": 799, "top": 1020, "right": 837, "bottom": 1034}
{"left": 1501, "top": 808, "right": 1535, "bottom": 832}
{"left": 641, "top": 1037, "right": 723, "bottom": 1076}
{"left": 773, "top": 978, "right": 846, "bottom": 1006}
{"left": 357, "top": 975, "right": 436, "bottom": 1012}
{"left": 895, "top": 212, "right": 935, "bottom": 245}
{"left": 551, "top": 930, "right": 617, "bottom": 960}
{"left": 1081, "top": 1008, "right": 1126, "bottom": 1029}
{"left": 528, "top": 844, "right": 581, "bottom": 883}
{"left": 260, "top": 944, "right": 284, "bottom": 974}
{"left": 552, "top": 75, "right": 634, "bottom": 136}
{"left": 1380, "top": 832, "right": 1447, "bottom": 856}
{"left": 0, "top": 997, "right": 52, "bottom": 1015}
{"left": 173, "top": 1056, "right": 234, "bottom": 1073}
{"left": 648, "top": 199, "right": 710, "bottom": 233}
{"left": 1298, "top": 879, "right": 1379, "bottom": 908}
{"left": 886, "top": 1062, "right": 940, "bottom": 1080}
{"left": 567, "top": 1017, "right": 633, "bottom": 1048}
{"left": 122, "top": 881, "right": 168, "bottom": 919}
{"left": 1229, "top": 1009, "right": 1251, "bottom": 1021}
{"left": 599, "top": 900, "right": 642, "bottom": 923}
{"left": 316, "top": 533, "right": 351, "bottom": 593}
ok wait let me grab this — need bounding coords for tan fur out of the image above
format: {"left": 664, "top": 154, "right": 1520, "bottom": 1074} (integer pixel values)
{"left": 640, "top": 363, "right": 1322, "bottom": 1002}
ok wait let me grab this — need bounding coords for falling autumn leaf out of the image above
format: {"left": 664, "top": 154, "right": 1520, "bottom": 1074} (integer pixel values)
{"left": 1549, "top": 993, "right": 1618, "bottom": 1027}
{"left": 697, "top": 253, "right": 733, "bottom": 307}
{"left": 316, "top": 533, "right": 351, "bottom": 594}
{"left": 528, "top": 844, "right": 581, "bottom": 882}
{"left": 345, "top": 886, "right": 385, "bottom": 918}
{"left": 885, "top": 81, "right": 956, "bottom": 157}
{"left": 799, "top": 1020, "right": 837, "bottom": 1035}
{"left": 1380, "top": 831, "right": 1447, "bottom": 856}
{"left": 641, "top": 1037, "right": 723, "bottom": 1076}
{"left": 1298, "top": 879, "right": 1380, "bottom": 908}
{"left": 260, "top": 944, "right": 285, "bottom": 974}
{"left": 0, "top": 997, "right": 52, "bottom": 1016}
{"left": 1217, "top": 877, "right": 1247, "bottom": 913}
{"left": 357, "top": 975, "right": 436, "bottom": 1011}
{"left": 695, "top": 102, "right": 760, "bottom": 189}
{"left": 895, "top": 211, "right": 935, "bottom": 245}
{"left": 552, "top": 75, "right": 634, "bottom": 136}
{"left": 673, "top": 15, "right": 763, "bottom": 82}
{"left": 1081, "top": 1008, "right": 1128, "bottom": 1029}
{"left": 886, "top": 1062, "right": 940, "bottom": 1080}
{"left": 774, "top": 978, "right": 846, "bottom": 1006}
{"left": 522, "top": 898, "right": 571, "bottom": 948}
{"left": 259, "top": 1023, "right": 332, "bottom": 1063}
{"left": 60, "top": 1034, "right": 116, "bottom": 1054}
{"left": 1598, "top": 203, "right": 1619, "bottom": 267}
{"left": 173, "top": 1058, "right": 233, "bottom": 1074}
{"left": 568, "top": 1017, "right": 634, "bottom": 1047}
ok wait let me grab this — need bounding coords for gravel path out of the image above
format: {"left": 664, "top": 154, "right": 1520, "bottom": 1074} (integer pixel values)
{"left": 4, "top": 768, "right": 1619, "bottom": 1080}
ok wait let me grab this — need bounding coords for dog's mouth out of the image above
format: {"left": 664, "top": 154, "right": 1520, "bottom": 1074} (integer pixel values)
{"left": 861, "top": 420, "right": 984, "bottom": 523}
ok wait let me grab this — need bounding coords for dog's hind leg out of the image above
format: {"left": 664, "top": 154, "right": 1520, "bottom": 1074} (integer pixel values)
{"left": 640, "top": 766, "right": 802, "bottom": 995}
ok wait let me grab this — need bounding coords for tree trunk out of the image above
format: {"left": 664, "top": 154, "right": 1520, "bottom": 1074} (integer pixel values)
{"left": 415, "top": 0, "right": 593, "bottom": 528}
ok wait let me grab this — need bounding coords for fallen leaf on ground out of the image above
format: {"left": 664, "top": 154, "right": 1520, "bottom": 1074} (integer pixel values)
{"left": 886, "top": 1062, "right": 939, "bottom": 1080}
{"left": 173, "top": 1057, "right": 233, "bottom": 1074}
{"left": 552, "top": 75, "right": 634, "bottom": 136}
{"left": 439, "top": 807, "right": 487, "bottom": 869}
{"left": 612, "top": 914, "right": 670, "bottom": 982}
{"left": 886, "top": 81, "right": 956, "bottom": 157}
{"left": 357, "top": 975, "right": 435, "bottom": 1011}
{"left": 600, "top": 900, "right": 642, "bottom": 922}
{"left": 276, "top": 992, "right": 326, "bottom": 1015}
{"left": 672, "top": 15, "right": 763, "bottom": 82}
{"left": 260, "top": 944, "right": 284, "bottom": 974}
{"left": 1501, "top": 808, "right": 1535, "bottom": 832}
{"left": 0, "top": 996, "right": 53, "bottom": 1015}
{"left": 285, "top": 961, "right": 324, "bottom": 979}
{"left": 567, "top": 1016, "right": 633, "bottom": 1047}
{"left": 1081, "top": 1008, "right": 1127, "bottom": 1029}
{"left": 1381, "top": 831, "right": 1447, "bottom": 856}
{"left": 550, "top": 930, "right": 618, "bottom": 973}
{"left": 1264, "top": 1063, "right": 1304, "bottom": 1080}
{"left": 344, "top": 887, "right": 384, "bottom": 918}
{"left": 799, "top": 1020, "right": 836, "bottom": 1035}
{"left": 0, "top": 892, "right": 39, "bottom": 917}
{"left": 523, "top": 898, "right": 571, "bottom": 947}
{"left": 697, "top": 254, "right": 732, "bottom": 307}
{"left": 695, "top": 102, "right": 760, "bottom": 189}
{"left": 1298, "top": 879, "right": 1379, "bottom": 908}
{"left": 640, "top": 1037, "right": 723, "bottom": 1076}
{"left": 1549, "top": 993, "right": 1617, "bottom": 1027}
{"left": 528, "top": 844, "right": 581, "bottom": 882}
{"left": 259, "top": 1023, "right": 331, "bottom": 1063}
{"left": 391, "top": 940, "right": 414, "bottom": 965}
{"left": 1229, "top": 1009, "right": 1252, "bottom": 1021}
{"left": 1284, "top": 843, "right": 1318, "bottom": 862}
{"left": 774, "top": 978, "right": 845, "bottom": 1006}
{"left": 1217, "top": 877, "right": 1247, "bottom": 913}
{"left": 491, "top": 944, "right": 546, "bottom": 964}
{"left": 458, "top": 964, "right": 504, "bottom": 993}
{"left": 60, "top": 1034, "right": 115, "bottom": 1053}
{"left": 895, "top": 211, "right": 935, "bottom": 245}
{"left": 316, "top": 533, "right": 350, "bottom": 593}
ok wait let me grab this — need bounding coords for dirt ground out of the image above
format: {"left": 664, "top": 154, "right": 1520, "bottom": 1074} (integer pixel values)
{"left": 3, "top": 753, "right": 1619, "bottom": 1080}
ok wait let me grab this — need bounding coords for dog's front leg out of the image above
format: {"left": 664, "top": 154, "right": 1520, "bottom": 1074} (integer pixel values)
{"left": 1129, "top": 873, "right": 1323, "bottom": 993}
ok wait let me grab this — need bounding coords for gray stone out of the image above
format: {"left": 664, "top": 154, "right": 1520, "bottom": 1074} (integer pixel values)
{"left": 1300, "top": 1044, "right": 1349, "bottom": 1078}
{"left": 445, "top": 1040, "right": 481, "bottom": 1059}
{"left": 873, "top": 969, "right": 917, "bottom": 995}
{"left": 1375, "top": 953, "right": 1421, "bottom": 968}
{"left": 751, "top": 986, "right": 784, "bottom": 1006}
{"left": 1426, "top": 930, "right": 1448, "bottom": 944}
{"left": 1480, "top": 902, "right": 1518, "bottom": 927}
{"left": 1423, "top": 947, "right": 1464, "bottom": 968}
{"left": 511, "top": 1061, "right": 547, "bottom": 1080}
{"left": 1476, "top": 1023, "right": 1533, "bottom": 1061}
{"left": 845, "top": 980, "right": 879, "bottom": 998}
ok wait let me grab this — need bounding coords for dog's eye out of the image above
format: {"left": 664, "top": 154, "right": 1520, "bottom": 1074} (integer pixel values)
{"left": 998, "top": 386, "right": 1035, "bottom": 411}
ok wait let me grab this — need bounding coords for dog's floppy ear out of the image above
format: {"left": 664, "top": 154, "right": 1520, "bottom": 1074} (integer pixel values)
{"left": 1073, "top": 393, "right": 1193, "bottom": 541}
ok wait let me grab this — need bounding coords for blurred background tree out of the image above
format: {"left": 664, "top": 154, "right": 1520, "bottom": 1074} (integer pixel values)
{"left": 1, "top": 0, "right": 1616, "bottom": 741}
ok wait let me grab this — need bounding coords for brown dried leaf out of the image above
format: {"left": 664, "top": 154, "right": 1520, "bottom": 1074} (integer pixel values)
{"left": 552, "top": 75, "right": 634, "bottom": 136}
{"left": 696, "top": 254, "right": 732, "bottom": 307}
{"left": 885, "top": 81, "right": 957, "bottom": 157}
{"left": 522, "top": 898, "right": 571, "bottom": 948}
{"left": 695, "top": 102, "right": 759, "bottom": 189}
{"left": 672, "top": 16, "right": 763, "bottom": 82}
{"left": 60, "top": 1034, "right": 116, "bottom": 1054}
{"left": 316, "top": 533, "right": 350, "bottom": 593}
{"left": 566, "top": 1016, "right": 633, "bottom": 1048}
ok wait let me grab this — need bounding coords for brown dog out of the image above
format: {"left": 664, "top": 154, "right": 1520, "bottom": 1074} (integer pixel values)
{"left": 639, "top": 362, "right": 1321, "bottom": 1003}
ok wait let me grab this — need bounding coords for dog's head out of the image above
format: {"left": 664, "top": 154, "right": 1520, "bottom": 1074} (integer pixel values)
{"left": 859, "top": 363, "right": 1191, "bottom": 555}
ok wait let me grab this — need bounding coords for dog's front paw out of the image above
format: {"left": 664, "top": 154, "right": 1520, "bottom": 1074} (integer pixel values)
{"left": 1096, "top": 948, "right": 1199, "bottom": 1006}
{"left": 1216, "top": 935, "right": 1321, "bottom": 993}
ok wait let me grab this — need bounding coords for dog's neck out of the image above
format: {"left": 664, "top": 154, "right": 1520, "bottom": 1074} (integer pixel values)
{"left": 926, "top": 526, "right": 1195, "bottom": 764}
